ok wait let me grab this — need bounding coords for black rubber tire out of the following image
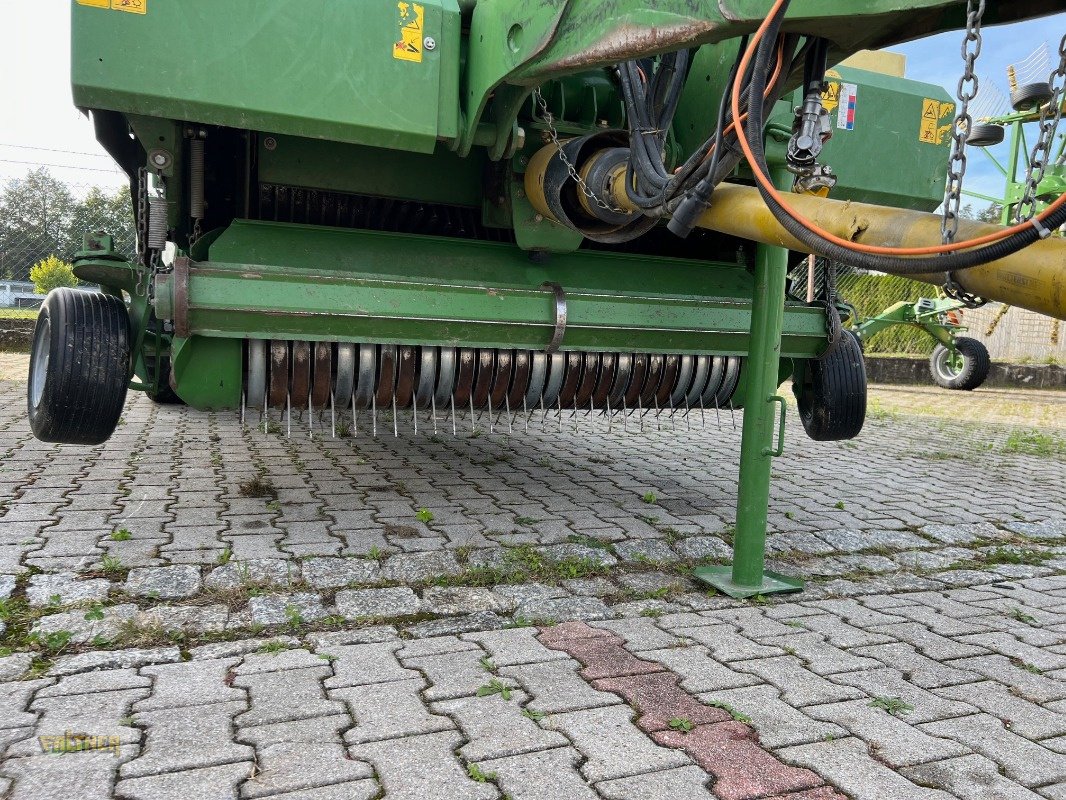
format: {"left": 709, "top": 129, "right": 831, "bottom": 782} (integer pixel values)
{"left": 797, "top": 329, "right": 867, "bottom": 442}
{"left": 929, "top": 337, "right": 990, "bottom": 391}
{"left": 967, "top": 123, "right": 1005, "bottom": 147}
{"left": 144, "top": 355, "right": 183, "bottom": 404}
{"left": 27, "top": 288, "right": 130, "bottom": 445}
{"left": 1011, "top": 82, "right": 1053, "bottom": 112}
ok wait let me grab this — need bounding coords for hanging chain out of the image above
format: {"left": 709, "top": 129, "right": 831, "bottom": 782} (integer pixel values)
{"left": 531, "top": 87, "right": 625, "bottom": 214}
{"left": 134, "top": 168, "right": 149, "bottom": 298}
{"left": 942, "top": 0, "right": 987, "bottom": 308}
{"left": 1015, "top": 34, "right": 1066, "bottom": 224}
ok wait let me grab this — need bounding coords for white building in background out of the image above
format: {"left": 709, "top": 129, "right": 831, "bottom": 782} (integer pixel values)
{"left": 0, "top": 281, "right": 42, "bottom": 309}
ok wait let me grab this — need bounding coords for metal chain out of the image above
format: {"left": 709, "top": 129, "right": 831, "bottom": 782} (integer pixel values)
{"left": 531, "top": 87, "right": 625, "bottom": 214}
{"left": 1014, "top": 34, "right": 1066, "bottom": 224}
{"left": 942, "top": 0, "right": 987, "bottom": 309}
{"left": 134, "top": 167, "right": 149, "bottom": 298}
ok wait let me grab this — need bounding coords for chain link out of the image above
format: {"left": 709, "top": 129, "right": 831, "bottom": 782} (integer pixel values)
{"left": 531, "top": 88, "right": 625, "bottom": 214}
{"left": 941, "top": 0, "right": 987, "bottom": 309}
{"left": 1015, "top": 34, "right": 1066, "bottom": 223}
{"left": 134, "top": 167, "right": 149, "bottom": 298}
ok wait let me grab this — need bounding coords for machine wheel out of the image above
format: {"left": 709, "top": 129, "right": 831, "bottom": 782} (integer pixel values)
{"left": 144, "top": 355, "right": 183, "bottom": 404}
{"left": 966, "top": 123, "right": 1004, "bottom": 147}
{"left": 28, "top": 288, "right": 131, "bottom": 445}
{"left": 797, "top": 329, "right": 867, "bottom": 442}
{"left": 930, "top": 337, "right": 990, "bottom": 391}
{"left": 1011, "top": 82, "right": 1053, "bottom": 112}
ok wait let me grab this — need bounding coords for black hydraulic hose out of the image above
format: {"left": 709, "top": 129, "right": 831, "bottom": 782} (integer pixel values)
{"left": 744, "top": 1, "right": 1066, "bottom": 275}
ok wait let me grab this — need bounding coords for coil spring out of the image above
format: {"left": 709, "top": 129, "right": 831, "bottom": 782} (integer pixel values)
{"left": 189, "top": 139, "right": 206, "bottom": 220}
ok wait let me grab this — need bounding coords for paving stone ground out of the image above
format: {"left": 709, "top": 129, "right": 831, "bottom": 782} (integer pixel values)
{"left": 0, "top": 352, "right": 1064, "bottom": 799}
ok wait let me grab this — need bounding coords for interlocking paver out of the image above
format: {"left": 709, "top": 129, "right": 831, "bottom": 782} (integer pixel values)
{"left": 734, "top": 656, "right": 864, "bottom": 706}
{"left": 779, "top": 737, "right": 956, "bottom": 800}
{"left": 116, "top": 761, "right": 254, "bottom": 800}
{"left": 697, "top": 684, "right": 847, "bottom": 748}
{"left": 134, "top": 657, "right": 244, "bottom": 711}
{"left": 235, "top": 665, "right": 345, "bottom": 726}
{"left": 549, "top": 703, "right": 690, "bottom": 782}
{"left": 350, "top": 730, "right": 497, "bottom": 800}
{"left": 336, "top": 678, "right": 454, "bottom": 743}
{"left": 596, "top": 765, "right": 720, "bottom": 799}
{"left": 902, "top": 754, "right": 1049, "bottom": 800}
{"left": 920, "top": 714, "right": 1066, "bottom": 786}
{"left": 433, "top": 689, "right": 569, "bottom": 761}
{"left": 482, "top": 747, "right": 597, "bottom": 800}
{"left": 2, "top": 748, "right": 139, "bottom": 800}
{"left": 500, "top": 658, "right": 620, "bottom": 714}
{"left": 121, "top": 700, "right": 252, "bottom": 778}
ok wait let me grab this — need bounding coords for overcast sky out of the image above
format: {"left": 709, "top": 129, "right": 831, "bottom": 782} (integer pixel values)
{"left": 1, "top": 3, "right": 1063, "bottom": 203}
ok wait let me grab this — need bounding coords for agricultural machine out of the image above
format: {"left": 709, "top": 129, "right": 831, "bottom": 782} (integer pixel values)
{"left": 29, "top": 0, "right": 1066, "bottom": 596}
{"left": 846, "top": 296, "right": 991, "bottom": 391}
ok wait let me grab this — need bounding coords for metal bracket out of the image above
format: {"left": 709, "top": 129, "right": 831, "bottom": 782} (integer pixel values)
{"left": 542, "top": 281, "right": 567, "bottom": 353}
{"left": 763, "top": 395, "right": 787, "bottom": 457}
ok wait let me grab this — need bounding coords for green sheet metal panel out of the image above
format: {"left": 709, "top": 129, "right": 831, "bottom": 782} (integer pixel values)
{"left": 774, "top": 65, "right": 953, "bottom": 212}
{"left": 71, "top": 0, "right": 459, "bottom": 153}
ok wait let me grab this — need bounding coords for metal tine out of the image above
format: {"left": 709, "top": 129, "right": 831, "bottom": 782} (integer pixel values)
{"left": 653, "top": 397, "right": 661, "bottom": 432}
{"left": 450, "top": 394, "right": 457, "bottom": 437}
{"left": 522, "top": 398, "right": 529, "bottom": 433}
{"left": 330, "top": 391, "right": 336, "bottom": 439}
{"left": 622, "top": 397, "right": 629, "bottom": 433}
{"left": 487, "top": 395, "right": 494, "bottom": 435}
{"left": 713, "top": 396, "right": 722, "bottom": 431}
{"left": 392, "top": 395, "right": 399, "bottom": 438}
{"left": 412, "top": 390, "right": 418, "bottom": 436}
{"left": 572, "top": 398, "right": 579, "bottom": 433}
{"left": 557, "top": 398, "right": 563, "bottom": 432}
{"left": 469, "top": 396, "right": 476, "bottom": 435}
{"left": 286, "top": 392, "right": 292, "bottom": 438}
{"left": 431, "top": 394, "right": 438, "bottom": 435}
{"left": 683, "top": 396, "right": 691, "bottom": 431}
{"left": 539, "top": 396, "right": 547, "bottom": 430}
{"left": 240, "top": 391, "right": 246, "bottom": 427}
{"left": 308, "top": 393, "right": 314, "bottom": 439}
{"left": 504, "top": 396, "right": 513, "bottom": 435}
{"left": 263, "top": 393, "right": 268, "bottom": 435}
{"left": 372, "top": 396, "right": 378, "bottom": 438}
{"left": 698, "top": 396, "right": 706, "bottom": 430}
{"left": 637, "top": 397, "right": 645, "bottom": 433}
{"left": 728, "top": 401, "right": 737, "bottom": 430}
{"left": 606, "top": 395, "right": 613, "bottom": 433}
{"left": 351, "top": 391, "right": 358, "bottom": 438}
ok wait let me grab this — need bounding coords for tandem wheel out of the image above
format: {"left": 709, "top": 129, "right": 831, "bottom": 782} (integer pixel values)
{"left": 930, "top": 336, "right": 990, "bottom": 391}
{"left": 796, "top": 329, "right": 867, "bottom": 442}
{"left": 27, "top": 288, "right": 131, "bottom": 445}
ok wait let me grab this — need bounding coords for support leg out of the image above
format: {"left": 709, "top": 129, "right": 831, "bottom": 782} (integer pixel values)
{"left": 696, "top": 184, "right": 803, "bottom": 598}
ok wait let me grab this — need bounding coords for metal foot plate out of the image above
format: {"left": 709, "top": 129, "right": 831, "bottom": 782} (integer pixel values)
{"left": 692, "top": 566, "right": 804, "bottom": 599}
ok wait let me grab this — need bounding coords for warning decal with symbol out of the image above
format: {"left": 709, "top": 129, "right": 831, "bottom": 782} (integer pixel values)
{"left": 394, "top": 2, "right": 425, "bottom": 63}
{"left": 919, "top": 98, "right": 955, "bottom": 145}
{"left": 76, "top": 0, "right": 147, "bottom": 14}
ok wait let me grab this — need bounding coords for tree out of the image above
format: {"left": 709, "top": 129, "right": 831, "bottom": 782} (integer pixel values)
{"left": 0, "top": 169, "right": 77, "bottom": 280}
{"left": 959, "top": 202, "right": 1003, "bottom": 224}
{"left": 69, "top": 185, "right": 137, "bottom": 261}
{"left": 29, "top": 255, "right": 79, "bottom": 294}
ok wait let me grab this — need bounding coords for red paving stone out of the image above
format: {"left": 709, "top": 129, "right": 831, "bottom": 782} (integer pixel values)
{"left": 654, "top": 723, "right": 825, "bottom": 800}
{"left": 536, "top": 621, "right": 614, "bottom": 647}
{"left": 538, "top": 622, "right": 839, "bottom": 800}
{"left": 592, "top": 671, "right": 732, "bottom": 731}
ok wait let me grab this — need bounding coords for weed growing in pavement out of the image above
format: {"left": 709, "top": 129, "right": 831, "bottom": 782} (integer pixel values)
{"left": 255, "top": 639, "right": 289, "bottom": 655}
{"left": 479, "top": 656, "right": 497, "bottom": 673}
{"left": 1008, "top": 607, "right": 1038, "bottom": 625}
{"left": 110, "top": 529, "right": 132, "bottom": 541}
{"left": 704, "top": 700, "right": 751, "bottom": 723}
{"left": 834, "top": 501, "right": 846, "bottom": 510}
{"left": 1011, "top": 658, "right": 1044, "bottom": 674}
{"left": 284, "top": 605, "right": 304, "bottom": 628}
{"left": 217, "top": 548, "right": 233, "bottom": 566}
{"left": 416, "top": 508, "right": 434, "bottom": 524}
{"left": 239, "top": 476, "right": 277, "bottom": 499}
{"left": 266, "top": 500, "right": 282, "bottom": 512}
{"left": 467, "top": 764, "right": 497, "bottom": 783}
{"left": 1001, "top": 430, "right": 1066, "bottom": 457}
{"left": 100, "top": 556, "right": 125, "bottom": 577}
{"left": 668, "top": 718, "right": 694, "bottom": 734}
{"left": 868, "top": 696, "right": 914, "bottom": 716}
{"left": 642, "top": 491, "right": 658, "bottom": 505}
{"left": 514, "top": 516, "right": 539, "bottom": 527}
{"left": 476, "top": 678, "right": 513, "bottom": 700}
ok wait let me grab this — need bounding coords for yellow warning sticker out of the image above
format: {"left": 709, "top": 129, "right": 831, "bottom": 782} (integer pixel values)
{"left": 394, "top": 2, "right": 424, "bottom": 63}
{"left": 76, "top": 0, "right": 146, "bottom": 13}
{"left": 821, "top": 81, "right": 841, "bottom": 115}
{"left": 919, "top": 98, "right": 955, "bottom": 145}
{"left": 111, "top": 0, "right": 147, "bottom": 14}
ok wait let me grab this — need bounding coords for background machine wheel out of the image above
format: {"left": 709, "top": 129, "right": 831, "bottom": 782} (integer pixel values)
{"left": 930, "top": 336, "right": 991, "bottom": 391}
{"left": 27, "top": 288, "right": 131, "bottom": 445}
{"left": 796, "top": 329, "right": 867, "bottom": 442}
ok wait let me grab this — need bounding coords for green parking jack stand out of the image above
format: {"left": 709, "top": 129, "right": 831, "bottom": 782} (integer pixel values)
{"left": 695, "top": 175, "right": 804, "bottom": 599}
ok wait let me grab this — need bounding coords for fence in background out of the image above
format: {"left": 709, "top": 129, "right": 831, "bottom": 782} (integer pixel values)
{"left": 0, "top": 166, "right": 136, "bottom": 290}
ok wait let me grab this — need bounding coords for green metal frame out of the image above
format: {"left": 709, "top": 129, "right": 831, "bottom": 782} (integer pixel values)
{"left": 849, "top": 296, "right": 968, "bottom": 352}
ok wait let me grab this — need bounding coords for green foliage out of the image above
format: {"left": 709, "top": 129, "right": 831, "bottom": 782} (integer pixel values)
{"left": 868, "top": 696, "right": 914, "bottom": 716}
{"left": 476, "top": 678, "right": 513, "bottom": 700}
{"left": 668, "top": 717, "right": 694, "bottom": 733}
{"left": 29, "top": 255, "right": 78, "bottom": 294}
{"left": 467, "top": 764, "right": 497, "bottom": 783}
{"left": 416, "top": 508, "right": 434, "bottom": 523}
{"left": 641, "top": 491, "right": 658, "bottom": 505}
{"left": 110, "top": 529, "right": 132, "bottom": 541}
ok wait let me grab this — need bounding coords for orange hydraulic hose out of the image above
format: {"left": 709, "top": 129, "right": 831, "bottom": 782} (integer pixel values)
{"left": 733, "top": 0, "right": 1066, "bottom": 257}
